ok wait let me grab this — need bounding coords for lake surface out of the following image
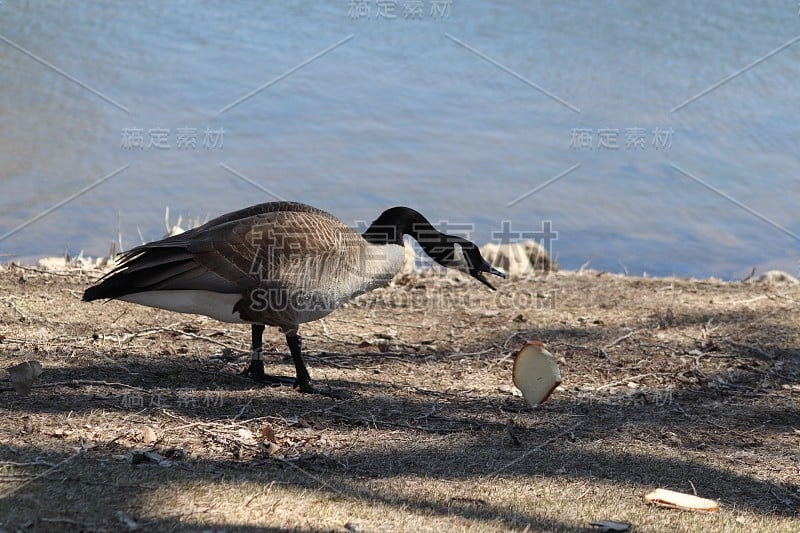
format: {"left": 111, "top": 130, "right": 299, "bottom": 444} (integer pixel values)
{"left": 1, "top": 1, "right": 798, "bottom": 279}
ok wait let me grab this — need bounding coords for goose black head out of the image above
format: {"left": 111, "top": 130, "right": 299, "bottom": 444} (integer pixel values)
{"left": 363, "top": 206, "right": 506, "bottom": 290}
{"left": 428, "top": 236, "right": 506, "bottom": 291}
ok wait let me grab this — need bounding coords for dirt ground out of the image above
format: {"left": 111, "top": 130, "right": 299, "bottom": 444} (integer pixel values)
{"left": 0, "top": 262, "right": 798, "bottom": 532}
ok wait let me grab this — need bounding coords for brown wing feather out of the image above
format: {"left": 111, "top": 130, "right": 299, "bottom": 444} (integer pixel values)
{"left": 83, "top": 202, "right": 363, "bottom": 314}
{"left": 188, "top": 208, "right": 359, "bottom": 290}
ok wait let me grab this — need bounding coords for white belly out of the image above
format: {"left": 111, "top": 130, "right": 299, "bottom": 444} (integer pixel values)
{"left": 119, "top": 290, "right": 245, "bottom": 323}
{"left": 117, "top": 243, "right": 406, "bottom": 326}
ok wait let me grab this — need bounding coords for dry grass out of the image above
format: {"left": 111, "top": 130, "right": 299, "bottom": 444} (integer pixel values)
{"left": 0, "top": 264, "right": 798, "bottom": 532}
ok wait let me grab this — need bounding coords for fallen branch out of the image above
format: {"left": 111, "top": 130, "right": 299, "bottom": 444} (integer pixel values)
{"left": 10, "top": 263, "right": 102, "bottom": 278}
{"left": 0, "top": 450, "right": 83, "bottom": 498}
{"left": 0, "top": 459, "right": 57, "bottom": 468}
{"left": 0, "top": 380, "right": 151, "bottom": 395}
{"left": 724, "top": 339, "right": 775, "bottom": 359}
{"left": 594, "top": 372, "right": 679, "bottom": 391}
{"left": 604, "top": 329, "right": 641, "bottom": 350}
{"left": 485, "top": 422, "right": 582, "bottom": 478}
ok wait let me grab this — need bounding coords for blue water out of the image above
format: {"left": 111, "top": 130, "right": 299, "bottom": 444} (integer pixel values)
{"left": 1, "top": 1, "right": 798, "bottom": 279}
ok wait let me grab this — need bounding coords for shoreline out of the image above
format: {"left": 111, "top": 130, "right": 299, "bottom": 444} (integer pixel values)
{"left": 7, "top": 253, "right": 799, "bottom": 287}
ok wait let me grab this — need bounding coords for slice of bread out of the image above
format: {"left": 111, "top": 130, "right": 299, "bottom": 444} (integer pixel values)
{"left": 644, "top": 489, "right": 719, "bottom": 512}
{"left": 512, "top": 341, "right": 562, "bottom": 407}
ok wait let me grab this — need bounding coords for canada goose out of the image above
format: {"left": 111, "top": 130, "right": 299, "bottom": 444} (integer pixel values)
{"left": 83, "top": 201, "right": 505, "bottom": 393}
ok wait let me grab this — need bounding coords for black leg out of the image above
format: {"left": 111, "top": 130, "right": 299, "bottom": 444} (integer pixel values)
{"left": 285, "top": 329, "right": 313, "bottom": 393}
{"left": 286, "top": 328, "right": 351, "bottom": 398}
{"left": 252, "top": 323, "right": 265, "bottom": 354}
{"left": 243, "top": 324, "right": 294, "bottom": 386}
{"left": 242, "top": 325, "right": 347, "bottom": 398}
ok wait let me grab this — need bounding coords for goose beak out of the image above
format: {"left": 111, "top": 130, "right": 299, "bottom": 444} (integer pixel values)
{"left": 471, "top": 261, "right": 506, "bottom": 291}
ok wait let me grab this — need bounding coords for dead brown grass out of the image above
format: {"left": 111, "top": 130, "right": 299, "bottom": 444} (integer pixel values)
{"left": 0, "top": 264, "right": 798, "bottom": 532}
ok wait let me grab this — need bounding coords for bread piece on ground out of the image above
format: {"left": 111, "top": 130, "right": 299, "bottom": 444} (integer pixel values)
{"left": 512, "top": 341, "right": 562, "bottom": 407}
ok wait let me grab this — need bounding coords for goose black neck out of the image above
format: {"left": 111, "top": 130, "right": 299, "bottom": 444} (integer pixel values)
{"left": 362, "top": 207, "right": 439, "bottom": 246}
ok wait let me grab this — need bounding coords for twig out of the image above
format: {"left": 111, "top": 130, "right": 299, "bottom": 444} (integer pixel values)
{"left": 244, "top": 480, "right": 276, "bottom": 507}
{"left": 305, "top": 356, "right": 352, "bottom": 368}
{"left": 233, "top": 399, "right": 253, "bottom": 421}
{"left": 274, "top": 456, "right": 348, "bottom": 498}
{"left": 725, "top": 339, "right": 775, "bottom": 359}
{"left": 554, "top": 342, "right": 593, "bottom": 352}
{"left": 48, "top": 380, "right": 148, "bottom": 392}
{"left": 0, "top": 380, "right": 151, "bottom": 395}
{"left": 412, "top": 403, "right": 438, "bottom": 421}
{"left": 3, "top": 298, "right": 28, "bottom": 320}
{"left": 326, "top": 411, "right": 473, "bottom": 434}
{"left": 636, "top": 343, "right": 687, "bottom": 355}
{"left": 298, "top": 397, "right": 358, "bottom": 418}
{"left": 460, "top": 347, "right": 501, "bottom": 364}
{"left": 485, "top": 422, "right": 582, "bottom": 478}
{"left": 0, "top": 450, "right": 83, "bottom": 498}
{"left": 705, "top": 419, "right": 764, "bottom": 440}
{"left": 98, "top": 322, "right": 181, "bottom": 344}
{"left": 10, "top": 263, "right": 99, "bottom": 278}
{"left": 161, "top": 409, "right": 191, "bottom": 424}
{"left": 325, "top": 317, "right": 428, "bottom": 330}
{"left": 138, "top": 508, "right": 210, "bottom": 529}
{"left": 604, "top": 329, "right": 641, "bottom": 350}
{"left": 503, "top": 331, "right": 526, "bottom": 349}
{"left": 0, "top": 460, "right": 57, "bottom": 468}
{"left": 741, "top": 266, "right": 757, "bottom": 282}
{"left": 41, "top": 517, "right": 104, "bottom": 530}
{"left": 62, "top": 288, "right": 84, "bottom": 299}
{"left": 56, "top": 478, "right": 157, "bottom": 490}
{"left": 158, "top": 327, "right": 246, "bottom": 350}
{"left": 162, "top": 421, "right": 216, "bottom": 432}
{"left": 161, "top": 409, "right": 258, "bottom": 432}
{"left": 727, "top": 295, "right": 768, "bottom": 306}
{"left": 104, "top": 432, "right": 129, "bottom": 448}
{"left": 594, "top": 372, "right": 678, "bottom": 391}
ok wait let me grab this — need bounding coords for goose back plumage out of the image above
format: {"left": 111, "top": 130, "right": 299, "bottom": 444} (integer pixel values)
{"left": 83, "top": 202, "right": 405, "bottom": 328}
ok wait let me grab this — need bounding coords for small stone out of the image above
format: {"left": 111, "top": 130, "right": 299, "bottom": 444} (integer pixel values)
{"left": 141, "top": 426, "right": 157, "bottom": 445}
